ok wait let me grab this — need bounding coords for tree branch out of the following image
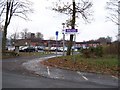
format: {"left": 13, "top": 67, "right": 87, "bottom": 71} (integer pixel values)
{"left": 106, "top": 0, "right": 119, "bottom": 25}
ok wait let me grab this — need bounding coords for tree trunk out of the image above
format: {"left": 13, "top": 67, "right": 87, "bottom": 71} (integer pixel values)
{"left": 67, "top": 0, "right": 76, "bottom": 55}
{"left": 67, "top": 34, "right": 74, "bottom": 55}
{"left": 2, "top": 1, "right": 9, "bottom": 53}
{"left": 2, "top": 24, "right": 8, "bottom": 53}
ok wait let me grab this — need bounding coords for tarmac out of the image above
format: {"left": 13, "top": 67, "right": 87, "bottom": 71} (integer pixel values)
{"left": 22, "top": 55, "right": 118, "bottom": 87}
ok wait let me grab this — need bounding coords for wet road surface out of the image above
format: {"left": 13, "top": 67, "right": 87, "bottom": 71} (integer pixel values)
{"left": 2, "top": 54, "right": 119, "bottom": 88}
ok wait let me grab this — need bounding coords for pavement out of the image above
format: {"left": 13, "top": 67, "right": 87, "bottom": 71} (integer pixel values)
{"left": 2, "top": 54, "right": 119, "bottom": 88}
{"left": 22, "top": 55, "right": 119, "bottom": 87}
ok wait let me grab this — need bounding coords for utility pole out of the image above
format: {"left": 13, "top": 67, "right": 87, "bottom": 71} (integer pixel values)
{"left": 67, "top": 0, "right": 76, "bottom": 55}
{"left": 62, "top": 23, "right": 65, "bottom": 56}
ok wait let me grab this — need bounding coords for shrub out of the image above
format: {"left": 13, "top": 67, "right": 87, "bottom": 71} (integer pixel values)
{"left": 2, "top": 51, "right": 19, "bottom": 57}
{"left": 81, "top": 46, "right": 103, "bottom": 58}
{"left": 95, "top": 46, "right": 103, "bottom": 57}
{"left": 103, "top": 43, "right": 118, "bottom": 55}
{"left": 82, "top": 49, "right": 91, "bottom": 58}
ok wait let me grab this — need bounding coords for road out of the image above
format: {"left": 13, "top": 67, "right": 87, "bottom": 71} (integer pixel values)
{"left": 2, "top": 54, "right": 119, "bottom": 88}
{"left": 4, "top": 71, "right": 114, "bottom": 88}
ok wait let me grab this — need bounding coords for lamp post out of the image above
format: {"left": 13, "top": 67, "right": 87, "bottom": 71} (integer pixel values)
{"left": 62, "top": 23, "right": 65, "bottom": 56}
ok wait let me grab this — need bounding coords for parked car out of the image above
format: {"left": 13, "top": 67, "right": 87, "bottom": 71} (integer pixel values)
{"left": 50, "top": 47, "right": 56, "bottom": 51}
{"left": 7, "top": 46, "right": 15, "bottom": 51}
{"left": 35, "top": 46, "right": 44, "bottom": 52}
{"left": 19, "top": 46, "right": 35, "bottom": 52}
{"left": 58, "top": 47, "right": 67, "bottom": 52}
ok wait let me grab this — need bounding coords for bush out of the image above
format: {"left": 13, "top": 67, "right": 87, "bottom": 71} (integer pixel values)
{"left": 2, "top": 51, "right": 19, "bottom": 57}
{"left": 82, "top": 49, "right": 91, "bottom": 58}
{"left": 103, "top": 43, "right": 118, "bottom": 55}
{"left": 95, "top": 46, "right": 103, "bottom": 57}
{"left": 81, "top": 46, "right": 103, "bottom": 58}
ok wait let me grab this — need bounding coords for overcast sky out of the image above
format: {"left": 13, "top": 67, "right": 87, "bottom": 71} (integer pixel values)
{"left": 7, "top": 0, "right": 118, "bottom": 42}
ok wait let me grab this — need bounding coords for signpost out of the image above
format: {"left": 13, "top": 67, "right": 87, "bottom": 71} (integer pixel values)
{"left": 56, "top": 31, "right": 58, "bottom": 36}
{"left": 65, "top": 29, "right": 78, "bottom": 34}
{"left": 62, "top": 23, "right": 65, "bottom": 56}
{"left": 65, "top": 28, "right": 78, "bottom": 66}
{"left": 55, "top": 31, "right": 58, "bottom": 57}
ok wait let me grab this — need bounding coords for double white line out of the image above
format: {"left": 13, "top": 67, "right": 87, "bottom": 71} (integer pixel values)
{"left": 47, "top": 67, "right": 89, "bottom": 81}
{"left": 112, "top": 76, "right": 118, "bottom": 80}
{"left": 77, "top": 71, "right": 88, "bottom": 81}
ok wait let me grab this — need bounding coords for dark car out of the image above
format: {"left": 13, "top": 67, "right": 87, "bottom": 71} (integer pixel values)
{"left": 19, "top": 46, "right": 35, "bottom": 52}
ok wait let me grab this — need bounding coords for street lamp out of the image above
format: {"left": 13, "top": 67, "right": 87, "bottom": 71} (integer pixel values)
{"left": 62, "top": 23, "right": 65, "bottom": 56}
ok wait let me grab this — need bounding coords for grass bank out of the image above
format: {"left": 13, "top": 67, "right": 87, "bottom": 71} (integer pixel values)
{"left": 2, "top": 51, "right": 53, "bottom": 59}
{"left": 41, "top": 54, "right": 119, "bottom": 77}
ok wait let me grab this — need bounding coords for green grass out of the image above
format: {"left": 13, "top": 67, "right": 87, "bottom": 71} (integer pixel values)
{"left": 63, "top": 54, "right": 118, "bottom": 66}
{"left": 43, "top": 54, "right": 119, "bottom": 76}
{"left": 76, "top": 55, "right": 118, "bottom": 67}
{"left": 66, "top": 55, "right": 118, "bottom": 72}
{"left": 2, "top": 51, "right": 53, "bottom": 59}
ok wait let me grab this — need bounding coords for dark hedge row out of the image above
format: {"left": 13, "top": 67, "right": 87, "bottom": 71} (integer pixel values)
{"left": 81, "top": 43, "right": 118, "bottom": 58}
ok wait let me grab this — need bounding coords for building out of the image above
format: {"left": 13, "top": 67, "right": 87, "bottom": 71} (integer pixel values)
{"left": 75, "top": 41, "right": 100, "bottom": 49}
{"left": 14, "top": 38, "right": 101, "bottom": 49}
{"left": 14, "top": 39, "right": 66, "bottom": 47}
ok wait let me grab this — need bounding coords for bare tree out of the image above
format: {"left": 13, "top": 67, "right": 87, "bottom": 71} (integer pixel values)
{"left": 0, "top": 0, "right": 6, "bottom": 23}
{"left": 0, "top": 0, "right": 4, "bottom": 16}
{"left": 26, "top": 32, "right": 31, "bottom": 39}
{"left": 0, "top": 24, "right": 4, "bottom": 31}
{"left": 20, "top": 28, "right": 28, "bottom": 39}
{"left": 1, "top": 0, "right": 33, "bottom": 52}
{"left": 9, "top": 31, "right": 19, "bottom": 41}
{"left": 35, "top": 32, "right": 44, "bottom": 40}
{"left": 52, "top": 0, "right": 93, "bottom": 55}
{"left": 8, "top": 30, "right": 19, "bottom": 46}
{"left": 106, "top": 0, "right": 119, "bottom": 25}
{"left": 106, "top": 0, "right": 120, "bottom": 42}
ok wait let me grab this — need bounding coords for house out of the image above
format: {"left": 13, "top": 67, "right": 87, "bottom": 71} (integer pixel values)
{"left": 75, "top": 41, "right": 100, "bottom": 48}
{"left": 14, "top": 38, "right": 102, "bottom": 48}
{"left": 14, "top": 38, "right": 69, "bottom": 48}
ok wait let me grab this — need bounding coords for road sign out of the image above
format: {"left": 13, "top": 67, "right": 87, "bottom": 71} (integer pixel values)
{"left": 55, "top": 31, "right": 58, "bottom": 57}
{"left": 65, "top": 29, "right": 78, "bottom": 34}
{"left": 56, "top": 31, "right": 59, "bottom": 36}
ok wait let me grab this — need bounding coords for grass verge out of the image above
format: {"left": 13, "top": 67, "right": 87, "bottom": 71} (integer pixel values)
{"left": 41, "top": 54, "right": 119, "bottom": 77}
{"left": 2, "top": 51, "right": 53, "bottom": 59}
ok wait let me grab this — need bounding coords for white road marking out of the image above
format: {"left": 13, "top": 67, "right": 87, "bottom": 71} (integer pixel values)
{"left": 112, "top": 76, "right": 118, "bottom": 80}
{"left": 77, "top": 71, "right": 88, "bottom": 81}
{"left": 82, "top": 76, "right": 88, "bottom": 80}
{"left": 47, "top": 66, "right": 50, "bottom": 76}
{"left": 77, "top": 71, "right": 82, "bottom": 75}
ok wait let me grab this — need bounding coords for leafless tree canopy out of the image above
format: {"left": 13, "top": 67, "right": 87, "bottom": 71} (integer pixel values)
{"left": 35, "top": 32, "right": 44, "bottom": 39}
{"left": 0, "top": 0, "right": 5, "bottom": 23}
{"left": 0, "top": 0, "right": 33, "bottom": 24}
{"left": 1, "top": 0, "right": 33, "bottom": 52}
{"left": 9, "top": 31, "right": 20, "bottom": 40}
{"left": 52, "top": 0, "right": 93, "bottom": 25}
{"left": 106, "top": 0, "right": 119, "bottom": 25}
{"left": 51, "top": 0, "right": 93, "bottom": 55}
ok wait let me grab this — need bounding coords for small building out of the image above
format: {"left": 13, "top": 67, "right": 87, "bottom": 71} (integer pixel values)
{"left": 75, "top": 41, "right": 100, "bottom": 48}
